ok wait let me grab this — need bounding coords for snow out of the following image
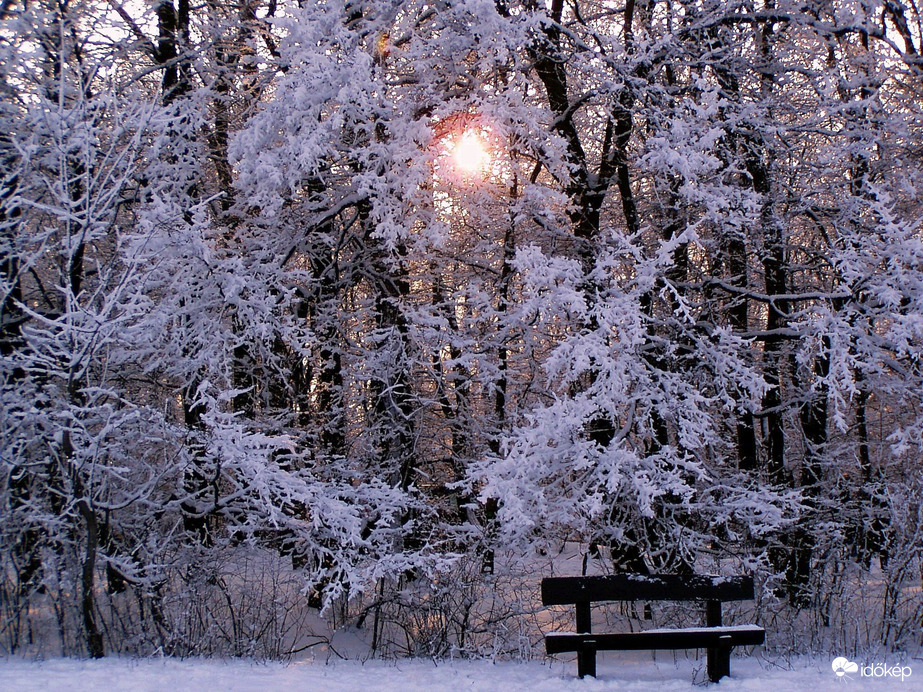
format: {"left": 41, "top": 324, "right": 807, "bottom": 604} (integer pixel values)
{"left": 1, "top": 654, "right": 919, "bottom": 691}
{"left": 643, "top": 625, "right": 766, "bottom": 635}
{"left": 548, "top": 624, "right": 763, "bottom": 636}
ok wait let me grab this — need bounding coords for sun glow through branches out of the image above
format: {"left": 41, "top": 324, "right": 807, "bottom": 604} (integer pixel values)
{"left": 452, "top": 131, "right": 488, "bottom": 174}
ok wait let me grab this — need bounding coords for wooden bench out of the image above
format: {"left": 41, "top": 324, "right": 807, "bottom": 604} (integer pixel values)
{"left": 541, "top": 573, "right": 765, "bottom": 682}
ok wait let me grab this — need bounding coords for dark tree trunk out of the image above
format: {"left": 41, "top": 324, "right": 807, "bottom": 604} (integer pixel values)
{"left": 181, "top": 370, "right": 211, "bottom": 543}
{"left": 371, "top": 259, "right": 416, "bottom": 491}
{"left": 156, "top": 0, "right": 191, "bottom": 104}
{"left": 76, "top": 498, "right": 104, "bottom": 658}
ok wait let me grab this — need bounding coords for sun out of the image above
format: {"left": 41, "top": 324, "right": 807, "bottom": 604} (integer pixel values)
{"left": 452, "top": 131, "right": 488, "bottom": 174}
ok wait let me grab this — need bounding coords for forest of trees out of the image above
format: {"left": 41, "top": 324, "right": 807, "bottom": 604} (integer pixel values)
{"left": 1, "top": 0, "right": 921, "bottom": 659}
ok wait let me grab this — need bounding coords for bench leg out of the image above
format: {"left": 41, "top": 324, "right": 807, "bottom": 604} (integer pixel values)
{"left": 707, "top": 636, "right": 732, "bottom": 683}
{"left": 577, "top": 639, "right": 597, "bottom": 678}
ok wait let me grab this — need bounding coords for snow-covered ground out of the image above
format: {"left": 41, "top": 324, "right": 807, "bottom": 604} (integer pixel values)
{"left": 1, "top": 653, "right": 920, "bottom": 691}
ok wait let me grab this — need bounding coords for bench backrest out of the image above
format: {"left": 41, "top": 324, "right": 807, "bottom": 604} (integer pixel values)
{"left": 541, "top": 574, "right": 754, "bottom": 606}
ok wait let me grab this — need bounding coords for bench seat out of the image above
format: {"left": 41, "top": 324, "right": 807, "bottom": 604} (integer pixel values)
{"left": 545, "top": 624, "right": 765, "bottom": 654}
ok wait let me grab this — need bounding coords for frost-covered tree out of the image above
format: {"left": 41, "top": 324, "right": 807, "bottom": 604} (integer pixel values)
{"left": 475, "top": 0, "right": 797, "bottom": 575}
{"left": 463, "top": 1, "right": 922, "bottom": 633}
{"left": 0, "top": 0, "right": 188, "bottom": 656}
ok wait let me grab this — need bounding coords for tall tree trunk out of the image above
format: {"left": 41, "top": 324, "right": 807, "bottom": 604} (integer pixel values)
{"left": 791, "top": 350, "right": 828, "bottom": 607}
{"left": 65, "top": 419, "right": 103, "bottom": 657}
{"left": 156, "top": 0, "right": 191, "bottom": 104}
{"left": 431, "top": 275, "right": 472, "bottom": 522}
{"left": 76, "top": 498, "right": 104, "bottom": 658}
{"left": 371, "top": 255, "right": 416, "bottom": 492}
{"left": 708, "top": 46, "right": 759, "bottom": 472}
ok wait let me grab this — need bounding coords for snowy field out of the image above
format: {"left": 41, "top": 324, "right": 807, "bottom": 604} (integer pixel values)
{"left": 1, "top": 653, "right": 920, "bottom": 691}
